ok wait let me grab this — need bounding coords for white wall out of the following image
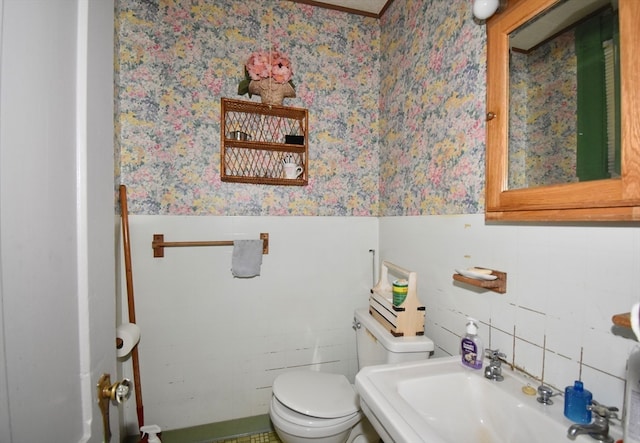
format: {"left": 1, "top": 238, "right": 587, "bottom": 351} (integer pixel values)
{"left": 0, "top": 0, "right": 83, "bottom": 440}
{"left": 119, "top": 215, "right": 378, "bottom": 433}
{"left": 0, "top": 0, "right": 116, "bottom": 442}
{"left": 380, "top": 214, "right": 640, "bottom": 410}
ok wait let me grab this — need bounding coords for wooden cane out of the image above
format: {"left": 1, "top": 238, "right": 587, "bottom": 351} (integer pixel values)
{"left": 119, "top": 185, "right": 144, "bottom": 432}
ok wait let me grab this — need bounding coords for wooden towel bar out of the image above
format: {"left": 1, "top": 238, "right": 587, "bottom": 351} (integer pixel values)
{"left": 152, "top": 233, "right": 269, "bottom": 257}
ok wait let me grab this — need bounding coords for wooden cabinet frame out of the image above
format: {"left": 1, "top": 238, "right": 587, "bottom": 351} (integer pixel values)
{"left": 485, "top": 0, "right": 640, "bottom": 221}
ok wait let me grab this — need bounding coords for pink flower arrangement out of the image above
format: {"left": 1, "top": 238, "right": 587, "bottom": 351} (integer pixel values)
{"left": 246, "top": 50, "right": 293, "bottom": 84}
{"left": 238, "top": 50, "right": 296, "bottom": 97}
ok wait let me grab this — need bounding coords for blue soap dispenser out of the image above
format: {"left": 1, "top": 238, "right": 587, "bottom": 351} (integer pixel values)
{"left": 564, "top": 380, "right": 592, "bottom": 424}
{"left": 461, "top": 317, "right": 484, "bottom": 369}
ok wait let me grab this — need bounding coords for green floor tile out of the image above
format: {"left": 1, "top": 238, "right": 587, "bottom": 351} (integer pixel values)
{"left": 125, "top": 415, "right": 278, "bottom": 443}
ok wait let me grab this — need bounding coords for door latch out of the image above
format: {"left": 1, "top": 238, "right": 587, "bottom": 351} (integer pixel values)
{"left": 97, "top": 374, "right": 131, "bottom": 442}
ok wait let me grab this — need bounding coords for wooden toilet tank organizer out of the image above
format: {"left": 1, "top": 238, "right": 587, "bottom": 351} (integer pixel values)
{"left": 369, "top": 261, "right": 425, "bottom": 337}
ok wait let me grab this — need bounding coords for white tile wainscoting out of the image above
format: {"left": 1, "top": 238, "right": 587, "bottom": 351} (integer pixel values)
{"left": 118, "top": 214, "right": 640, "bottom": 434}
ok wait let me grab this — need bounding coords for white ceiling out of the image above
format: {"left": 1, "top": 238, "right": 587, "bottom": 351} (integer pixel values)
{"left": 511, "top": 0, "right": 615, "bottom": 51}
{"left": 292, "top": 0, "right": 391, "bottom": 17}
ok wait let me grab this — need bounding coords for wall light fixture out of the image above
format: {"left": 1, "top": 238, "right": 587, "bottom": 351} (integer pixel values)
{"left": 472, "top": 0, "right": 507, "bottom": 21}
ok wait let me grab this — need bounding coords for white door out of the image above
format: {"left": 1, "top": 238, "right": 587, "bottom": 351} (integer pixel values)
{"left": 0, "top": 0, "right": 117, "bottom": 441}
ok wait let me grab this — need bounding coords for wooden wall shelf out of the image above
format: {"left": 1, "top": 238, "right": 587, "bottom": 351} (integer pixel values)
{"left": 612, "top": 308, "right": 638, "bottom": 337}
{"left": 612, "top": 312, "right": 632, "bottom": 329}
{"left": 220, "top": 98, "right": 308, "bottom": 186}
{"left": 452, "top": 269, "right": 507, "bottom": 294}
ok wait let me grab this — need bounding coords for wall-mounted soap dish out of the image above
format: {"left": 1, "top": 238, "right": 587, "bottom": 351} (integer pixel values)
{"left": 452, "top": 268, "right": 507, "bottom": 294}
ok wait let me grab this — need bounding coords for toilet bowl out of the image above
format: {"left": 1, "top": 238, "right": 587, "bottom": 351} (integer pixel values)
{"left": 269, "top": 308, "right": 434, "bottom": 443}
{"left": 270, "top": 393, "right": 362, "bottom": 443}
{"left": 269, "top": 371, "right": 371, "bottom": 443}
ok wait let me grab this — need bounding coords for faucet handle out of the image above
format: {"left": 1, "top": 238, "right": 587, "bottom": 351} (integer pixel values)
{"left": 589, "top": 400, "right": 619, "bottom": 420}
{"left": 536, "top": 384, "right": 560, "bottom": 405}
{"left": 485, "top": 349, "right": 506, "bottom": 360}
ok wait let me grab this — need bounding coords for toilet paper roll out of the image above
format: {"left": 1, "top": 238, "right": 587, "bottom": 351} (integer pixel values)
{"left": 116, "top": 323, "right": 141, "bottom": 358}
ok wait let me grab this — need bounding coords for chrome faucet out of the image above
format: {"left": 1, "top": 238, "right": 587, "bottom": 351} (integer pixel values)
{"left": 484, "top": 349, "right": 506, "bottom": 381}
{"left": 567, "top": 400, "right": 619, "bottom": 443}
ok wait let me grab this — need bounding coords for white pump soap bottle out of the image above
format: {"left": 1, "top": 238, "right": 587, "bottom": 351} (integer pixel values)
{"left": 140, "top": 424, "right": 162, "bottom": 443}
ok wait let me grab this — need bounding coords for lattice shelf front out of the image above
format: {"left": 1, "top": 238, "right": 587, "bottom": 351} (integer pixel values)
{"left": 221, "top": 98, "right": 308, "bottom": 186}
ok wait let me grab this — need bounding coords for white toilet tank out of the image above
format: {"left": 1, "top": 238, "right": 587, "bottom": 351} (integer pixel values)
{"left": 354, "top": 308, "right": 434, "bottom": 368}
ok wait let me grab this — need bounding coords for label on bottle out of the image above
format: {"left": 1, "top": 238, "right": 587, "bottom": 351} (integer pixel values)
{"left": 461, "top": 337, "right": 481, "bottom": 369}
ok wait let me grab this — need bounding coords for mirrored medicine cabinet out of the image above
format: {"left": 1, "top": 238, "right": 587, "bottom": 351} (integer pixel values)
{"left": 484, "top": 0, "right": 640, "bottom": 221}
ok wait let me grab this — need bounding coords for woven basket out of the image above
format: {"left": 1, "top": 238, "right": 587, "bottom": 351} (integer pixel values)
{"left": 248, "top": 78, "right": 296, "bottom": 105}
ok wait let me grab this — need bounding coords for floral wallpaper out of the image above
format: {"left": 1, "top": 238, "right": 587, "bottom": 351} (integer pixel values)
{"left": 116, "top": 0, "right": 489, "bottom": 216}
{"left": 116, "top": 0, "right": 380, "bottom": 216}
{"left": 510, "top": 31, "right": 577, "bottom": 189}
{"left": 378, "top": 0, "right": 487, "bottom": 215}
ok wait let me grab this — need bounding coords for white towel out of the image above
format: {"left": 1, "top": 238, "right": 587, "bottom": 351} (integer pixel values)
{"left": 231, "top": 239, "right": 263, "bottom": 278}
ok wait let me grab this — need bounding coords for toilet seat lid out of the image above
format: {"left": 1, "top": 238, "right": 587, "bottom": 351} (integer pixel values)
{"left": 273, "top": 371, "right": 359, "bottom": 419}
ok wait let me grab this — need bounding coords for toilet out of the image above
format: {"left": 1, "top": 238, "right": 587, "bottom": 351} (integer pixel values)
{"left": 269, "top": 308, "right": 434, "bottom": 443}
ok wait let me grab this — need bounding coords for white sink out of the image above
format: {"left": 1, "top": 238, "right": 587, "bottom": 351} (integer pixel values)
{"left": 355, "top": 356, "right": 622, "bottom": 443}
